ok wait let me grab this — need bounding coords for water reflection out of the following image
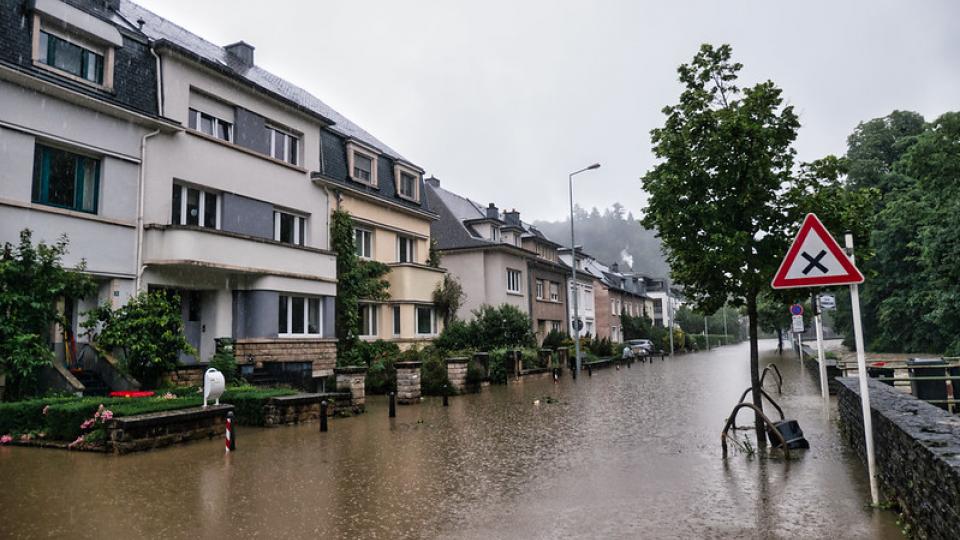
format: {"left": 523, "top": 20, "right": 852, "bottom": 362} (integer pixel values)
{"left": 0, "top": 340, "right": 901, "bottom": 538}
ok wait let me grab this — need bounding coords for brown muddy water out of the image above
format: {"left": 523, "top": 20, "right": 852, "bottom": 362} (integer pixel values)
{"left": 0, "top": 339, "right": 902, "bottom": 539}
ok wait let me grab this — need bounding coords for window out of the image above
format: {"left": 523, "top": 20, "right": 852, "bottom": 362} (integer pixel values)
{"left": 353, "top": 153, "right": 373, "bottom": 182}
{"left": 189, "top": 108, "right": 233, "bottom": 142}
{"left": 397, "top": 235, "right": 415, "bottom": 263}
{"left": 38, "top": 30, "right": 103, "bottom": 84}
{"left": 507, "top": 269, "right": 522, "bottom": 294}
{"left": 550, "top": 320, "right": 562, "bottom": 332}
{"left": 354, "top": 228, "right": 373, "bottom": 258}
{"left": 274, "top": 211, "right": 305, "bottom": 246}
{"left": 32, "top": 144, "right": 99, "bottom": 213}
{"left": 278, "top": 295, "right": 321, "bottom": 336}
{"left": 536, "top": 279, "right": 544, "bottom": 300}
{"left": 393, "top": 305, "right": 401, "bottom": 336}
{"left": 416, "top": 306, "right": 437, "bottom": 336}
{"left": 549, "top": 281, "right": 560, "bottom": 302}
{"left": 611, "top": 299, "right": 616, "bottom": 313}
{"left": 491, "top": 226, "right": 500, "bottom": 242}
{"left": 266, "top": 126, "right": 299, "bottom": 165}
{"left": 399, "top": 172, "right": 417, "bottom": 200}
{"left": 171, "top": 184, "right": 219, "bottom": 228}
{"left": 359, "top": 304, "right": 378, "bottom": 337}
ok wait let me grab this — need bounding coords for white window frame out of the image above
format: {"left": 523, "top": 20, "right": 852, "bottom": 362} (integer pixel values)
{"left": 347, "top": 142, "right": 379, "bottom": 186}
{"left": 190, "top": 108, "right": 233, "bottom": 142}
{"left": 278, "top": 295, "right": 322, "bottom": 337}
{"left": 506, "top": 268, "right": 522, "bottom": 294}
{"left": 32, "top": 16, "right": 115, "bottom": 91}
{"left": 359, "top": 303, "right": 378, "bottom": 337}
{"left": 354, "top": 227, "right": 373, "bottom": 259}
{"left": 536, "top": 279, "right": 544, "bottom": 300}
{"left": 549, "top": 281, "right": 560, "bottom": 302}
{"left": 397, "top": 235, "right": 416, "bottom": 263}
{"left": 173, "top": 184, "right": 220, "bottom": 229}
{"left": 415, "top": 305, "right": 437, "bottom": 336}
{"left": 267, "top": 125, "right": 300, "bottom": 166}
{"left": 274, "top": 210, "right": 305, "bottom": 246}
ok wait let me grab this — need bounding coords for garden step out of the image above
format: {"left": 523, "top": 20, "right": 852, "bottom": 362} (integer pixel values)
{"left": 71, "top": 370, "right": 110, "bottom": 396}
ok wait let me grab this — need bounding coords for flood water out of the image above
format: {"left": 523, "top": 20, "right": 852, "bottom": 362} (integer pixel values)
{"left": 0, "top": 339, "right": 901, "bottom": 539}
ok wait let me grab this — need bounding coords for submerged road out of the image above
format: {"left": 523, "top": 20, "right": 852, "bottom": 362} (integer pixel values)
{"left": 0, "top": 339, "right": 901, "bottom": 539}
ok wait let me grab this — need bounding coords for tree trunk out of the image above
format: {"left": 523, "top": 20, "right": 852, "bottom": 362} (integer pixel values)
{"left": 747, "top": 292, "right": 768, "bottom": 446}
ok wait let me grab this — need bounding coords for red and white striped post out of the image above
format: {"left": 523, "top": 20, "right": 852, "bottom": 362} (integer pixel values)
{"left": 225, "top": 411, "right": 236, "bottom": 452}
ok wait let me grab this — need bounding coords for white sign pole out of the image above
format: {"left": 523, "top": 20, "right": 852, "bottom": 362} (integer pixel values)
{"left": 797, "top": 332, "right": 803, "bottom": 365}
{"left": 846, "top": 233, "right": 879, "bottom": 506}
{"left": 814, "top": 298, "right": 829, "bottom": 400}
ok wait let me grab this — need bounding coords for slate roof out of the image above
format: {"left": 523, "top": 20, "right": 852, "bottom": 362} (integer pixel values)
{"left": 116, "top": 0, "right": 408, "bottom": 162}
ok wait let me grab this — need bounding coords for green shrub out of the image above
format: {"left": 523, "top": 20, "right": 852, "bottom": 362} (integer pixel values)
{"left": 209, "top": 351, "right": 239, "bottom": 385}
{"left": 0, "top": 397, "right": 74, "bottom": 435}
{"left": 541, "top": 329, "right": 569, "bottom": 350}
{"left": 488, "top": 348, "right": 510, "bottom": 384}
{"left": 419, "top": 347, "right": 451, "bottom": 396}
{"left": 464, "top": 360, "right": 484, "bottom": 392}
{"left": 520, "top": 348, "right": 546, "bottom": 370}
{"left": 366, "top": 358, "right": 397, "bottom": 394}
{"left": 45, "top": 399, "right": 107, "bottom": 440}
{"left": 434, "top": 320, "right": 475, "bottom": 351}
{"left": 588, "top": 337, "right": 614, "bottom": 357}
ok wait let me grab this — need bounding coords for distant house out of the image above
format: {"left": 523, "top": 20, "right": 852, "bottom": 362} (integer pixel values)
{"left": 425, "top": 180, "right": 568, "bottom": 343}
{"left": 558, "top": 248, "right": 603, "bottom": 339}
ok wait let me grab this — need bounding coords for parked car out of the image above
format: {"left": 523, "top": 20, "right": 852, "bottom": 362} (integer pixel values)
{"left": 627, "top": 339, "right": 655, "bottom": 356}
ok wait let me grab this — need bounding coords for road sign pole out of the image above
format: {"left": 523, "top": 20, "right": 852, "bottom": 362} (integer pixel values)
{"left": 846, "top": 233, "right": 879, "bottom": 506}
{"left": 797, "top": 332, "right": 803, "bottom": 365}
{"left": 813, "top": 293, "right": 828, "bottom": 400}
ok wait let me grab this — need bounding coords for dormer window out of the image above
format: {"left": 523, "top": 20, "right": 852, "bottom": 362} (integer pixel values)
{"left": 347, "top": 142, "right": 379, "bottom": 186}
{"left": 394, "top": 163, "right": 422, "bottom": 202}
{"left": 32, "top": 11, "right": 119, "bottom": 90}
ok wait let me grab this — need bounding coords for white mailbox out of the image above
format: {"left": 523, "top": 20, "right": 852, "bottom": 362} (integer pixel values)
{"left": 203, "top": 368, "right": 225, "bottom": 407}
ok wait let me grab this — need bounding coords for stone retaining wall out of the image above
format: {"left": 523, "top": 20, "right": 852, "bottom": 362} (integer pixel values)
{"left": 107, "top": 404, "right": 234, "bottom": 454}
{"left": 234, "top": 338, "right": 337, "bottom": 378}
{"left": 396, "top": 361, "right": 422, "bottom": 404}
{"left": 446, "top": 358, "right": 469, "bottom": 393}
{"left": 335, "top": 367, "right": 367, "bottom": 413}
{"left": 837, "top": 377, "right": 960, "bottom": 539}
{"left": 162, "top": 365, "right": 206, "bottom": 387}
{"left": 262, "top": 393, "right": 352, "bottom": 426}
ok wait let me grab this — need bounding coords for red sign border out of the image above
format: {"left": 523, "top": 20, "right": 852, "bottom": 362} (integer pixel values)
{"left": 771, "top": 213, "right": 864, "bottom": 289}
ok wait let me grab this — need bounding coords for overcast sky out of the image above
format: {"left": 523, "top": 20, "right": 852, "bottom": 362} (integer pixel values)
{"left": 137, "top": 0, "right": 960, "bottom": 222}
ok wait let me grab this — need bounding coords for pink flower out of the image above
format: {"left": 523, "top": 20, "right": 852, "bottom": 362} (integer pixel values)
{"left": 42, "top": 405, "right": 49, "bottom": 415}
{"left": 0, "top": 435, "right": 12, "bottom": 444}
{"left": 162, "top": 392, "right": 176, "bottom": 400}
{"left": 100, "top": 410, "right": 114, "bottom": 422}
{"left": 80, "top": 418, "right": 95, "bottom": 430}
{"left": 68, "top": 435, "right": 84, "bottom": 449}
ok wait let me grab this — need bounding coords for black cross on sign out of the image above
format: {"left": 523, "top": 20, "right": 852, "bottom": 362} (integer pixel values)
{"left": 801, "top": 250, "right": 828, "bottom": 275}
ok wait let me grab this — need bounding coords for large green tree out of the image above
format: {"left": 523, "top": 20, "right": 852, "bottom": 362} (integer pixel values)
{"left": 0, "top": 230, "right": 95, "bottom": 399}
{"left": 642, "top": 44, "right": 806, "bottom": 443}
{"left": 331, "top": 209, "right": 390, "bottom": 364}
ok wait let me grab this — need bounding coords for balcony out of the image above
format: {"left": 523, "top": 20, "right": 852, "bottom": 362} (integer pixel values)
{"left": 386, "top": 263, "right": 445, "bottom": 302}
{"left": 143, "top": 225, "right": 336, "bottom": 285}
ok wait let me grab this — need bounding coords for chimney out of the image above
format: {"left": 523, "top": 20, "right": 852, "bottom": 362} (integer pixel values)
{"left": 425, "top": 176, "right": 440, "bottom": 187}
{"left": 504, "top": 209, "right": 520, "bottom": 225}
{"left": 225, "top": 41, "right": 255, "bottom": 65}
{"left": 486, "top": 203, "right": 499, "bottom": 220}
{"left": 610, "top": 262, "right": 619, "bottom": 273}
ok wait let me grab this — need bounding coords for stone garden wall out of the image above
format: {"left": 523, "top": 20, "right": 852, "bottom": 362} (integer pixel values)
{"left": 107, "top": 404, "right": 233, "bottom": 454}
{"left": 837, "top": 377, "right": 960, "bottom": 539}
{"left": 396, "top": 361, "right": 422, "bottom": 404}
{"left": 446, "top": 358, "right": 468, "bottom": 393}
{"left": 335, "top": 367, "right": 367, "bottom": 413}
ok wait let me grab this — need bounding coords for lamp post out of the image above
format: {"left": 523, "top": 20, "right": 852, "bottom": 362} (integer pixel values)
{"left": 569, "top": 163, "right": 600, "bottom": 376}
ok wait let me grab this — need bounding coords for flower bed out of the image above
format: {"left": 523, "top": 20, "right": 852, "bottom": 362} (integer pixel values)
{"left": 108, "top": 391, "right": 156, "bottom": 398}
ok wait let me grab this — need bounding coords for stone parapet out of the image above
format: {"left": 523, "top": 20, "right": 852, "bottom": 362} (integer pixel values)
{"left": 446, "top": 357, "right": 469, "bottom": 393}
{"left": 395, "top": 361, "right": 422, "bottom": 404}
{"left": 837, "top": 377, "right": 960, "bottom": 539}
{"left": 234, "top": 338, "right": 337, "bottom": 378}
{"left": 262, "top": 392, "right": 352, "bottom": 425}
{"left": 334, "top": 366, "right": 367, "bottom": 413}
{"left": 162, "top": 365, "right": 206, "bottom": 387}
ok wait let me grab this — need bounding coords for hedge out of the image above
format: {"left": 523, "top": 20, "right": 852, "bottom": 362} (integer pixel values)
{"left": 1, "top": 387, "right": 297, "bottom": 440}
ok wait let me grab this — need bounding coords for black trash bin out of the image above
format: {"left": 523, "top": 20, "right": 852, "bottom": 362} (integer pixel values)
{"left": 907, "top": 357, "right": 948, "bottom": 410}
{"left": 766, "top": 419, "right": 810, "bottom": 450}
{"left": 866, "top": 362, "right": 895, "bottom": 386}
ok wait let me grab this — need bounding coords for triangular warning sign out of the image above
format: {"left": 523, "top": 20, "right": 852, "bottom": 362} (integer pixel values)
{"left": 771, "top": 213, "right": 864, "bottom": 289}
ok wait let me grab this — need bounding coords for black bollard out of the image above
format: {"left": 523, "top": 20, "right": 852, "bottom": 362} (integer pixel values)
{"left": 225, "top": 411, "right": 236, "bottom": 452}
{"left": 443, "top": 384, "right": 449, "bottom": 407}
{"left": 389, "top": 391, "right": 396, "bottom": 418}
{"left": 553, "top": 368, "right": 559, "bottom": 382}
{"left": 587, "top": 364, "right": 593, "bottom": 377}
{"left": 320, "top": 400, "right": 328, "bottom": 432}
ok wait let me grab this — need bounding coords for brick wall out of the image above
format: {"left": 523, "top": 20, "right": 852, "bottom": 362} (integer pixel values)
{"left": 234, "top": 338, "right": 337, "bottom": 377}
{"left": 837, "top": 377, "right": 960, "bottom": 539}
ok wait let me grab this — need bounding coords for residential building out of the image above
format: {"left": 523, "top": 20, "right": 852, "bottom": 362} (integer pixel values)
{"left": 312, "top": 131, "right": 443, "bottom": 349}
{"left": 0, "top": 0, "right": 178, "bottom": 364}
{"left": 559, "top": 248, "right": 602, "bottom": 339}
{"left": 519, "top": 220, "right": 568, "bottom": 343}
{"left": 601, "top": 263, "right": 653, "bottom": 342}
{"left": 425, "top": 181, "right": 532, "bottom": 320}
{"left": 644, "top": 277, "right": 680, "bottom": 329}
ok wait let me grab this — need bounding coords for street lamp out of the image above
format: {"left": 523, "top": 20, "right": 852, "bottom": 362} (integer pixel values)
{"left": 569, "top": 162, "right": 600, "bottom": 376}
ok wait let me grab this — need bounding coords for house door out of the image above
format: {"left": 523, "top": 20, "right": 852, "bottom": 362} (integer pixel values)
{"left": 180, "top": 290, "right": 202, "bottom": 365}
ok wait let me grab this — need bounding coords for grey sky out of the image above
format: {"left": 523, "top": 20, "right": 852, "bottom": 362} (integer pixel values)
{"left": 136, "top": 0, "right": 960, "bottom": 222}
